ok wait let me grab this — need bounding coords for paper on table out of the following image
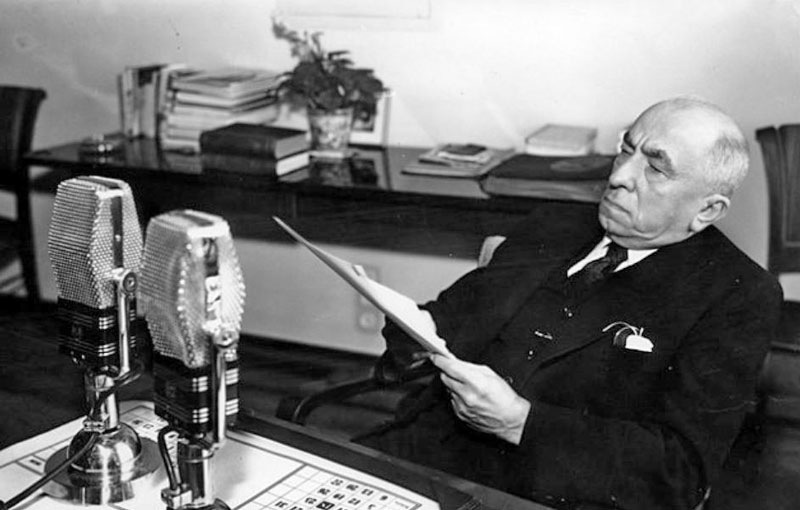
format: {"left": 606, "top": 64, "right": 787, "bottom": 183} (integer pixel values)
{"left": 273, "top": 217, "right": 453, "bottom": 358}
{"left": 0, "top": 402, "right": 440, "bottom": 510}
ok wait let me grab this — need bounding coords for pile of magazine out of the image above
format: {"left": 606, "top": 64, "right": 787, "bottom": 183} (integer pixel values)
{"left": 161, "top": 67, "right": 281, "bottom": 152}
{"left": 402, "top": 143, "right": 514, "bottom": 179}
{"left": 118, "top": 65, "right": 281, "bottom": 153}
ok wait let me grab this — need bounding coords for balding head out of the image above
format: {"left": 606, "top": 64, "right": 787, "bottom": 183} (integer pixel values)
{"left": 638, "top": 98, "right": 749, "bottom": 197}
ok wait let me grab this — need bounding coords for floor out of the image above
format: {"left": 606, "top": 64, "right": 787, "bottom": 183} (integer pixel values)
{"left": 2, "top": 296, "right": 800, "bottom": 509}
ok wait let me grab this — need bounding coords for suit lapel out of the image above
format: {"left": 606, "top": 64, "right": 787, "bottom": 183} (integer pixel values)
{"left": 449, "top": 230, "right": 602, "bottom": 362}
{"left": 532, "top": 228, "right": 717, "bottom": 368}
{"left": 448, "top": 256, "right": 558, "bottom": 361}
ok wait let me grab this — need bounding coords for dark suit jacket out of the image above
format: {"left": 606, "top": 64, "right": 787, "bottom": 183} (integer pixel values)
{"left": 368, "top": 213, "right": 782, "bottom": 510}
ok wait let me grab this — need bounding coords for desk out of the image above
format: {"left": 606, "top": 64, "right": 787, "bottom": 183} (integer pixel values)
{"left": 25, "top": 138, "right": 597, "bottom": 259}
{"left": 243, "top": 410, "right": 553, "bottom": 510}
{"left": 0, "top": 306, "right": 551, "bottom": 510}
{"left": 0, "top": 403, "right": 551, "bottom": 510}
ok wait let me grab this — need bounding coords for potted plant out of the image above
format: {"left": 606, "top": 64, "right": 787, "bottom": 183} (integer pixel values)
{"left": 271, "top": 20, "right": 385, "bottom": 156}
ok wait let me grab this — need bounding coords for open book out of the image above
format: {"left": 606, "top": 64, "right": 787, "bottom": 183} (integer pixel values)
{"left": 273, "top": 217, "right": 453, "bottom": 358}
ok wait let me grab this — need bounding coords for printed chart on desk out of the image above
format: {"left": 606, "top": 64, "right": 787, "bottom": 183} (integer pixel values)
{"left": 0, "top": 401, "right": 438, "bottom": 510}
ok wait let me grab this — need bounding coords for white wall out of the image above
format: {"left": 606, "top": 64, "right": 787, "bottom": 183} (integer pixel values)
{"left": 3, "top": 0, "right": 800, "bottom": 348}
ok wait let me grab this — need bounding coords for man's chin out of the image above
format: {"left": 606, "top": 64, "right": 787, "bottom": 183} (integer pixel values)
{"left": 598, "top": 209, "right": 619, "bottom": 232}
{"left": 599, "top": 196, "right": 631, "bottom": 226}
{"left": 598, "top": 213, "right": 631, "bottom": 240}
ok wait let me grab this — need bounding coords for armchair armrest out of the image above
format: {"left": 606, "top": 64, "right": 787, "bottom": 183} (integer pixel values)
{"left": 275, "top": 351, "right": 436, "bottom": 426}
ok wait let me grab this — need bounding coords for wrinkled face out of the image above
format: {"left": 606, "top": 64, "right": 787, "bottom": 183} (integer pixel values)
{"left": 598, "top": 105, "right": 721, "bottom": 249}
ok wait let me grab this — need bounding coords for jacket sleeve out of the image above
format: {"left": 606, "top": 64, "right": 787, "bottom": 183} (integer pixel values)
{"left": 380, "top": 265, "right": 493, "bottom": 369}
{"left": 506, "top": 272, "right": 782, "bottom": 510}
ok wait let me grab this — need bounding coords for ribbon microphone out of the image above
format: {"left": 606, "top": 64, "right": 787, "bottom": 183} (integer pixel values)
{"left": 139, "top": 209, "right": 245, "bottom": 510}
{"left": 44, "top": 176, "right": 159, "bottom": 504}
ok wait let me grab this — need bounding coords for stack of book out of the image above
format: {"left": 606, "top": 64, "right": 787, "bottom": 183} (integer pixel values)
{"left": 402, "top": 143, "right": 514, "bottom": 178}
{"left": 480, "top": 154, "right": 613, "bottom": 203}
{"left": 524, "top": 124, "right": 598, "bottom": 156}
{"left": 199, "top": 123, "right": 310, "bottom": 177}
{"left": 118, "top": 63, "right": 184, "bottom": 139}
{"left": 160, "top": 67, "right": 281, "bottom": 152}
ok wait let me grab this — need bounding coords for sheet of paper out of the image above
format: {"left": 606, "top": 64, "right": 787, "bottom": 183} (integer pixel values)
{"left": 273, "top": 217, "right": 453, "bottom": 358}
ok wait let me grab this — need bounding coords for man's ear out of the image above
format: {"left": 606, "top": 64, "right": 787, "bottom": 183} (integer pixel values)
{"left": 690, "top": 194, "right": 730, "bottom": 233}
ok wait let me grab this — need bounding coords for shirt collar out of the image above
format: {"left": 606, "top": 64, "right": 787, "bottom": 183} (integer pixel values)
{"left": 567, "top": 236, "right": 657, "bottom": 277}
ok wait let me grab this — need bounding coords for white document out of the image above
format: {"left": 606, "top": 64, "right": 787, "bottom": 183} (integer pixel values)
{"left": 273, "top": 217, "right": 453, "bottom": 358}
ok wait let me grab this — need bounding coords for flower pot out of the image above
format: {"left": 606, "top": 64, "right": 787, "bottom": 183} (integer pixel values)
{"left": 307, "top": 107, "right": 354, "bottom": 158}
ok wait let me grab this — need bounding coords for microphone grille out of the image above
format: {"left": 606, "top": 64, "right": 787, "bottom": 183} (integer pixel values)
{"left": 47, "top": 176, "right": 142, "bottom": 309}
{"left": 140, "top": 210, "right": 245, "bottom": 369}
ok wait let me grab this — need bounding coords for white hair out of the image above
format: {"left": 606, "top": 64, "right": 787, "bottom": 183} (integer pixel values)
{"left": 651, "top": 97, "right": 750, "bottom": 197}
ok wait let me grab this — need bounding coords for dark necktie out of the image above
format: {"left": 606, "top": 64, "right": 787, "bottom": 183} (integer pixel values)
{"left": 566, "top": 242, "right": 628, "bottom": 297}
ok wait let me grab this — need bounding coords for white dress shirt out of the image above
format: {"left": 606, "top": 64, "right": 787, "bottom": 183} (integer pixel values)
{"left": 567, "top": 236, "right": 656, "bottom": 277}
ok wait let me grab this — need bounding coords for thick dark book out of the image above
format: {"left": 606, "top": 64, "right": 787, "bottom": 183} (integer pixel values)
{"left": 201, "top": 150, "right": 310, "bottom": 177}
{"left": 480, "top": 154, "right": 613, "bottom": 203}
{"left": 199, "top": 123, "right": 309, "bottom": 160}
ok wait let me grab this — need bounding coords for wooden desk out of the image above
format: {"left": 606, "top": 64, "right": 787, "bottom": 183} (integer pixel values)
{"left": 25, "top": 138, "right": 597, "bottom": 259}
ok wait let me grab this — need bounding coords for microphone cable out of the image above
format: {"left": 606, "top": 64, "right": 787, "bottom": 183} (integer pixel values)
{"left": 157, "top": 426, "right": 180, "bottom": 491}
{"left": 0, "top": 431, "right": 99, "bottom": 510}
{"left": 0, "top": 362, "right": 143, "bottom": 510}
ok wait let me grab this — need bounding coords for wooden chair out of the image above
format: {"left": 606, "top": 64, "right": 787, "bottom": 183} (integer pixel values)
{"left": 755, "top": 125, "right": 800, "bottom": 422}
{"left": 0, "top": 86, "right": 46, "bottom": 304}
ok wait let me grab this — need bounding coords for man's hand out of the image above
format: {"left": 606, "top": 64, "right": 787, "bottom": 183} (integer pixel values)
{"left": 430, "top": 354, "right": 531, "bottom": 445}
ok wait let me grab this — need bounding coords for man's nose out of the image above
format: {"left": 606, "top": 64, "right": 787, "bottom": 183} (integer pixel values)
{"left": 607, "top": 155, "right": 638, "bottom": 191}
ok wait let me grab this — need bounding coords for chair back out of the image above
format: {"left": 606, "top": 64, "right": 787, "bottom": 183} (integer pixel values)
{"left": 0, "top": 86, "right": 47, "bottom": 192}
{"left": 755, "top": 125, "right": 800, "bottom": 276}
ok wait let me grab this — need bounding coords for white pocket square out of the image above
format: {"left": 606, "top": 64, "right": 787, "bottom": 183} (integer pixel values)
{"left": 604, "top": 321, "right": 654, "bottom": 353}
{"left": 623, "top": 334, "right": 653, "bottom": 353}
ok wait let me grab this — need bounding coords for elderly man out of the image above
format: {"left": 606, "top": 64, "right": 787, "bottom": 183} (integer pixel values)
{"left": 357, "top": 98, "right": 782, "bottom": 509}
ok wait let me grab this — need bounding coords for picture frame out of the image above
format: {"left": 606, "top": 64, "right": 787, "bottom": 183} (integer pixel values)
{"left": 350, "top": 90, "right": 392, "bottom": 146}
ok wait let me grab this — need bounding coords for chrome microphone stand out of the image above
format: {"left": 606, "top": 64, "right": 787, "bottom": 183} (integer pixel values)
{"left": 44, "top": 269, "right": 160, "bottom": 504}
{"left": 160, "top": 327, "right": 237, "bottom": 510}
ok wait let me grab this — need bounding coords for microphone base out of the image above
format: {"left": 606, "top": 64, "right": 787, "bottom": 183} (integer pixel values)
{"left": 169, "top": 499, "right": 231, "bottom": 510}
{"left": 42, "top": 426, "right": 161, "bottom": 505}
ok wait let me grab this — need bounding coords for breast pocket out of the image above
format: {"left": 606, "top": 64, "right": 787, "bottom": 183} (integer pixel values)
{"left": 602, "top": 337, "right": 675, "bottom": 412}
{"left": 608, "top": 346, "right": 667, "bottom": 373}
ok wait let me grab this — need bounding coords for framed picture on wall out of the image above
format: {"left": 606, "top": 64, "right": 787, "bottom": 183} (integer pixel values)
{"left": 350, "top": 90, "right": 392, "bottom": 146}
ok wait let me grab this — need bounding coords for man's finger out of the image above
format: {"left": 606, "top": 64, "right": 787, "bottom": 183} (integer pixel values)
{"left": 430, "top": 354, "right": 471, "bottom": 383}
{"left": 439, "top": 371, "right": 465, "bottom": 393}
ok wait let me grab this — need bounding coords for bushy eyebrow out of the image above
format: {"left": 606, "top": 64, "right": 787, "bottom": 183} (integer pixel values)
{"left": 642, "top": 144, "right": 673, "bottom": 170}
{"left": 622, "top": 131, "right": 674, "bottom": 170}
